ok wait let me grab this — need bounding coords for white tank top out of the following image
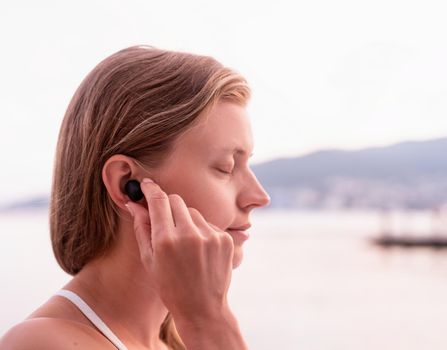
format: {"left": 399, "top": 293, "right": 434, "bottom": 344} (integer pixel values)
{"left": 55, "top": 289, "right": 128, "bottom": 350}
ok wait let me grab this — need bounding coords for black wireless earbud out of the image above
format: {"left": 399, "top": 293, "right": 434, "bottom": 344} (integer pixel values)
{"left": 125, "top": 180, "right": 144, "bottom": 202}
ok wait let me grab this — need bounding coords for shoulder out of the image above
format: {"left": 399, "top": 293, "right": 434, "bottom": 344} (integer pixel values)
{"left": 0, "top": 317, "right": 115, "bottom": 350}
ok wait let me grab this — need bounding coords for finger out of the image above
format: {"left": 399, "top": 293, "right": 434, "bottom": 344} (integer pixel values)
{"left": 208, "top": 222, "right": 233, "bottom": 245}
{"left": 188, "top": 207, "right": 215, "bottom": 238}
{"left": 125, "top": 201, "right": 154, "bottom": 263}
{"left": 207, "top": 221, "right": 234, "bottom": 247}
{"left": 167, "top": 194, "right": 196, "bottom": 230}
{"left": 208, "top": 222, "right": 225, "bottom": 234}
{"left": 140, "top": 179, "right": 176, "bottom": 245}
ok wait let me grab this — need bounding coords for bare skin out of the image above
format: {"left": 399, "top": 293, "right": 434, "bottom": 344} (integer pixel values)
{"left": 0, "top": 101, "right": 270, "bottom": 349}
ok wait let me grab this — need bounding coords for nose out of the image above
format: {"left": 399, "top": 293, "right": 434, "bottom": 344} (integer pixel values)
{"left": 239, "top": 169, "right": 271, "bottom": 210}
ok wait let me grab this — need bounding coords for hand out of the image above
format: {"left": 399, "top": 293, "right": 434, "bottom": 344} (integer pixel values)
{"left": 125, "top": 178, "right": 235, "bottom": 323}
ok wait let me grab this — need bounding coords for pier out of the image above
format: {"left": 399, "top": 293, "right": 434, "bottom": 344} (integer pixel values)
{"left": 371, "top": 206, "right": 447, "bottom": 249}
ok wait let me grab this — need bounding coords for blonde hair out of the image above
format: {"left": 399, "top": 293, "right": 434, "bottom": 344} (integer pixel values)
{"left": 49, "top": 45, "right": 250, "bottom": 349}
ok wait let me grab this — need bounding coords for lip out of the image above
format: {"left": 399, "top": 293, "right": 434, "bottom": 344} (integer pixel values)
{"left": 228, "top": 223, "right": 252, "bottom": 231}
{"left": 226, "top": 229, "right": 250, "bottom": 243}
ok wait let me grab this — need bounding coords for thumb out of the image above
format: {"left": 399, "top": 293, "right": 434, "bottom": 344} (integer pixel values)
{"left": 125, "top": 201, "right": 154, "bottom": 265}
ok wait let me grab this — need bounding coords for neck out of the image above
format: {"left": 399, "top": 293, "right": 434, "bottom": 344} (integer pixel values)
{"left": 63, "top": 221, "right": 169, "bottom": 349}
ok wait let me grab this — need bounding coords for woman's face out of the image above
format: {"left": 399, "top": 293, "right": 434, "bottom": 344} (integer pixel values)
{"left": 151, "top": 100, "right": 271, "bottom": 269}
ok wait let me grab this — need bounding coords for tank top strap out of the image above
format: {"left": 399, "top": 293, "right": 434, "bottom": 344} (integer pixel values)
{"left": 55, "top": 289, "right": 129, "bottom": 350}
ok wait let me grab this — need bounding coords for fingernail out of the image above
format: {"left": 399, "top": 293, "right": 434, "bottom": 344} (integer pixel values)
{"left": 142, "top": 178, "right": 154, "bottom": 183}
{"left": 125, "top": 202, "right": 134, "bottom": 217}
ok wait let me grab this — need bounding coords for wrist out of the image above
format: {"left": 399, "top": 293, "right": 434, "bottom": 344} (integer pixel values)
{"left": 171, "top": 305, "right": 231, "bottom": 332}
{"left": 172, "top": 298, "right": 232, "bottom": 328}
{"left": 172, "top": 304, "right": 249, "bottom": 350}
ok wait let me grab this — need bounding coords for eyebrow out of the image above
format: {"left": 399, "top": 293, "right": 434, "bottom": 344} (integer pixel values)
{"left": 220, "top": 147, "right": 254, "bottom": 158}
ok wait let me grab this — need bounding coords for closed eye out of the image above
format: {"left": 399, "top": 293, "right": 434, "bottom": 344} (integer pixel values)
{"left": 217, "top": 168, "right": 233, "bottom": 175}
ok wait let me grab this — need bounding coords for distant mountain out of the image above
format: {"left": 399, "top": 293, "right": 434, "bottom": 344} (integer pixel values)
{"left": 251, "top": 137, "right": 447, "bottom": 209}
{"left": 2, "top": 137, "right": 446, "bottom": 212}
{"left": 0, "top": 196, "right": 49, "bottom": 212}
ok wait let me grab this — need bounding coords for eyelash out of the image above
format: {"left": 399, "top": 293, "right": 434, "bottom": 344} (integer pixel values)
{"left": 217, "top": 168, "right": 233, "bottom": 175}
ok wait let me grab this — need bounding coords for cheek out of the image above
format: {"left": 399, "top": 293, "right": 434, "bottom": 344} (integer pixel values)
{"left": 168, "top": 172, "right": 234, "bottom": 228}
{"left": 197, "top": 190, "right": 233, "bottom": 227}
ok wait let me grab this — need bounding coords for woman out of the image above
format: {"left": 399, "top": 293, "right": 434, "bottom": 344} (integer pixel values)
{"left": 0, "top": 45, "right": 270, "bottom": 349}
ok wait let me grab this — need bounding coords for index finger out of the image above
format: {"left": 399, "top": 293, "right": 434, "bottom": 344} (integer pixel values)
{"left": 140, "top": 178, "right": 176, "bottom": 243}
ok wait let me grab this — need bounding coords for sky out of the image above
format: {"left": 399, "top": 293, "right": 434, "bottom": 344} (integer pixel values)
{"left": 1, "top": 0, "right": 447, "bottom": 203}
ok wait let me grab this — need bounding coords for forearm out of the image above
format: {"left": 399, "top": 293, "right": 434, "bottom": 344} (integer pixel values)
{"left": 173, "top": 306, "right": 249, "bottom": 350}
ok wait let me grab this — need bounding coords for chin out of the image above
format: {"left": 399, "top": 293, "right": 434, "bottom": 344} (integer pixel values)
{"left": 232, "top": 247, "right": 244, "bottom": 269}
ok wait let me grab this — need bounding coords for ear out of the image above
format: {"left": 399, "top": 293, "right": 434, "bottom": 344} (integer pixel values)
{"left": 102, "top": 154, "right": 151, "bottom": 210}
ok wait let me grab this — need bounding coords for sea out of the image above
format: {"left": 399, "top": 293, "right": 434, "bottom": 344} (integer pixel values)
{"left": 1, "top": 209, "right": 446, "bottom": 349}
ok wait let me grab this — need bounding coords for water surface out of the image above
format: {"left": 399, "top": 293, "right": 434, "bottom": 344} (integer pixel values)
{"left": 1, "top": 209, "right": 446, "bottom": 349}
